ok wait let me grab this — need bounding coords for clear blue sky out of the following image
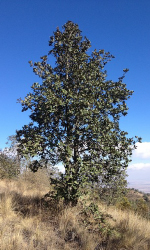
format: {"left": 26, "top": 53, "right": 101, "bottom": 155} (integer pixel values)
{"left": 0, "top": 0, "right": 150, "bottom": 189}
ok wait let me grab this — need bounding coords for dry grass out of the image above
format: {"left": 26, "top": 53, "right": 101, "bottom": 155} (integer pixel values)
{"left": 0, "top": 169, "right": 50, "bottom": 197}
{"left": 0, "top": 171, "right": 150, "bottom": 250}
{"left": 0, "top": 169, "right": 63, "bottom": 250}
{"left": 58, "top": 205, "right": 101, "bottom": 250}
{"left": 97, "top": 202, "right": 150, "bottom": 249}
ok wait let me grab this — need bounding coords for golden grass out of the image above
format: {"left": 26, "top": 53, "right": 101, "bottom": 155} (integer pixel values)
{"left": 0, "top": 169, "right": 62, "bottom": 250}
{"left": 97, "top": 203, "right": 150, "bottom": 249}
{"left": 0, "top": 170, "right": 150, "bottom": 249}
{"left": 58, "top": 204, "right": 104, "bottom": 250}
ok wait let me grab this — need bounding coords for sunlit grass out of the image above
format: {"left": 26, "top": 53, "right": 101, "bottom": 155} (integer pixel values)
{"left": 0, "top": 170, "right": 150, "bottom": 249}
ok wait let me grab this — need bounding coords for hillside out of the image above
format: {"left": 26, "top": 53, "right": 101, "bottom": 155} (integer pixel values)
{"left": 0, "top": 170, "right": 150, "bottom": 250}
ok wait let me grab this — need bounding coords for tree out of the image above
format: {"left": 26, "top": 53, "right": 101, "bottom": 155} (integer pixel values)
{"left": 16, "top": 21, "right": 141, "bottom": 203}
{"left": 0, "top": 136, "right": 20, "bottom": 179}
{"left": 0, "top": 152, "right": 20, "bottom": 179}
{"left": 5, "top": 135, "right": 20, "bottom": 161}
{"left": 0, "top": 136, "right": 21, "bottom": 178}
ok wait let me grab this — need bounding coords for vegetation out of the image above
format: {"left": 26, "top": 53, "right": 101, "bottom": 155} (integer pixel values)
{"left": 16, "top": 21, "right": 141, "bottom": 203}
{"left": 0, "top": 169, "right": 150, "bottom": 250}
{"left": 0, "top": 21, "right": 146, "bottom": 249}
{"left": 0, "top": 151, "right": 20, "bottom": 179}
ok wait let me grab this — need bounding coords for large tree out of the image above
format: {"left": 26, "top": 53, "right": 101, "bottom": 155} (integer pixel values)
{"left": 16, "top": 21, "right": 141, "bottom": 203}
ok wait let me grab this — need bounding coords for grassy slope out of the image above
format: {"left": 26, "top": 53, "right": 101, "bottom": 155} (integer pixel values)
{"left": 0, "top": 170, "right": 150, "bottom": 250}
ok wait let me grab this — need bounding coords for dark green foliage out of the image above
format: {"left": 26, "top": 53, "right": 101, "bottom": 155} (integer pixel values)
{"left": 16, "top": 21, "right": 141, "bottom": 203}
{"left": 28, "top": 160, "right": 42, "bottom": 172}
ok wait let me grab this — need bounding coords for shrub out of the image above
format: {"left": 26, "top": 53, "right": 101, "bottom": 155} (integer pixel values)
{"left": 0, "top": 152, "right": 20, "bottom": 179}
{"left": 116, "top": 197, "right": 131, "bottom": 210}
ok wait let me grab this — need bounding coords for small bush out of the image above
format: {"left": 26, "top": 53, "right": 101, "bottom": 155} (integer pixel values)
{"left": 116, "top": 197, "right": 131, "bottom": 210}
{"left": 135, "top": 198, "right": 149, "bottom": 218}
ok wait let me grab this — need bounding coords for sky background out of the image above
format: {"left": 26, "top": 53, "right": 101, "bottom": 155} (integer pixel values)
{"left": 0, "top": 0, "right": 150, "bottom": 191}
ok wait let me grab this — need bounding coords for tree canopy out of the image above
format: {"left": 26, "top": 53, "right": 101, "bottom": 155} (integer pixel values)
{"left": 16, "top": 21, "right": 141, "bottom": 203}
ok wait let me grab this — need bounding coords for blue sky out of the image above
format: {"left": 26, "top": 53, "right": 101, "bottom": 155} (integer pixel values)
{"left": 0, "top": 0, "right": 150, "bottom": 189}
